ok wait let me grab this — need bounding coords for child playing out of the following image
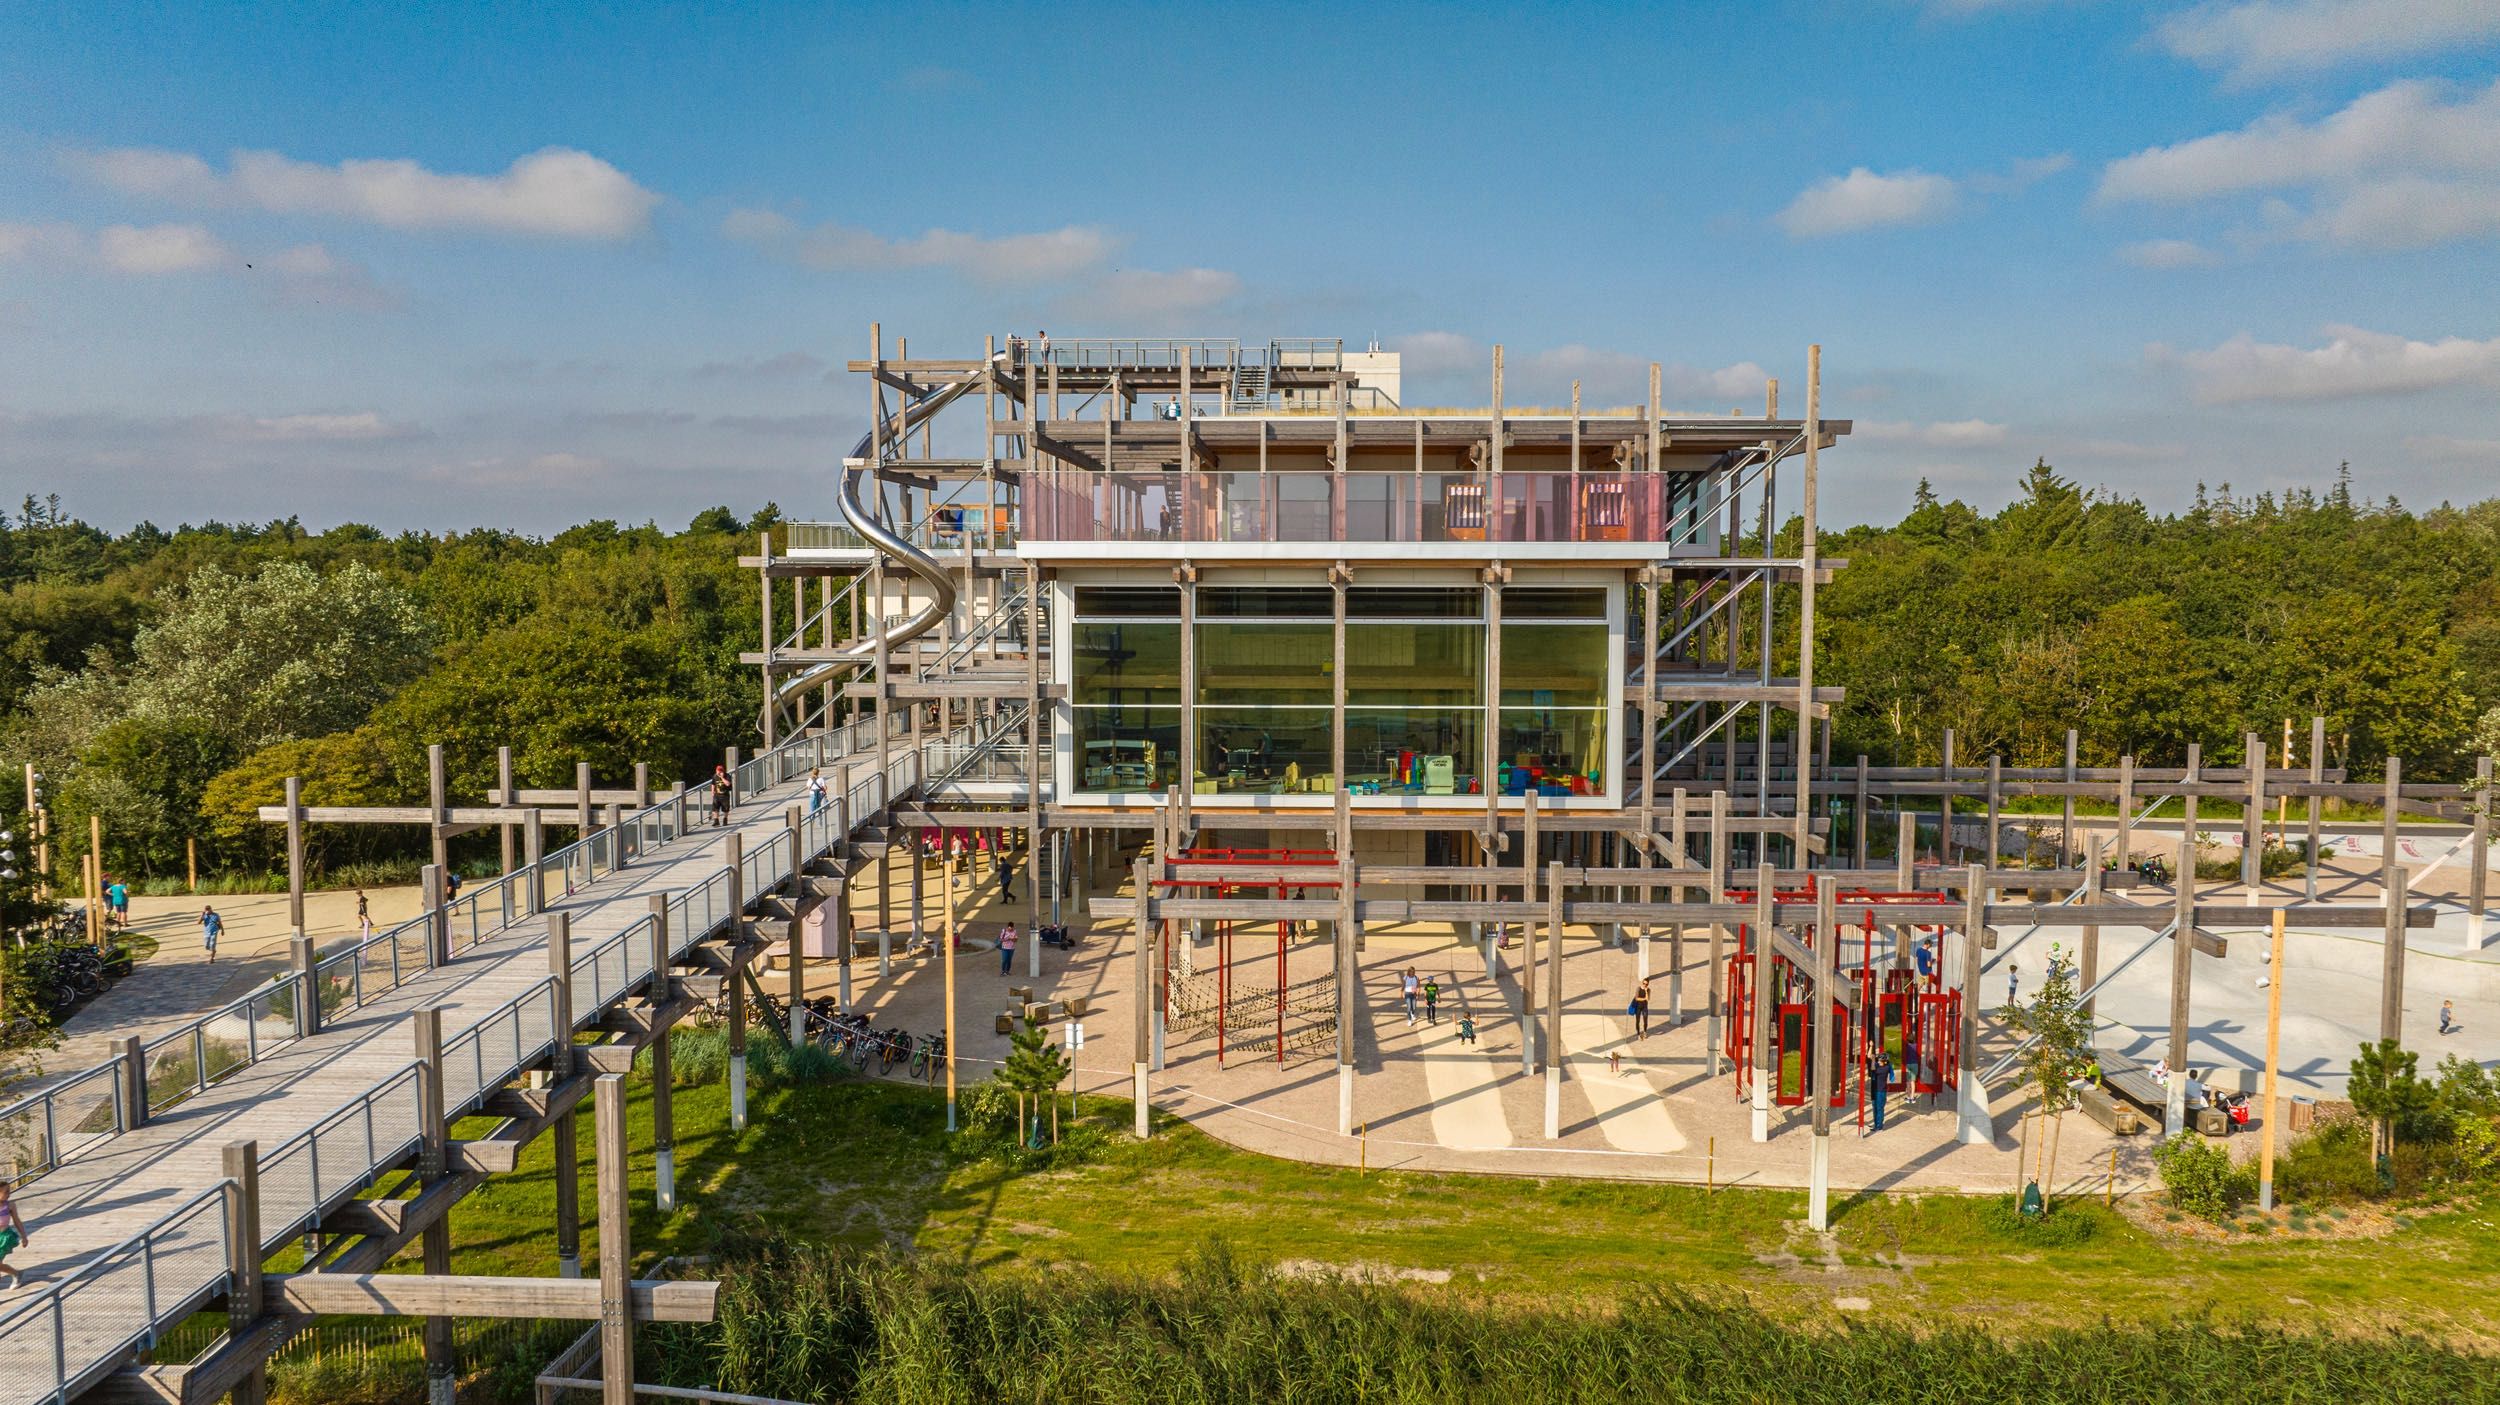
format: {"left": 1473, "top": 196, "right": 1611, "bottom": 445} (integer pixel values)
{"left": 1456, "top": 1015, "right": 1478, "bottom": 1046}
{"left": 0, "top": 1177, "right": 29, "bottom": 1287}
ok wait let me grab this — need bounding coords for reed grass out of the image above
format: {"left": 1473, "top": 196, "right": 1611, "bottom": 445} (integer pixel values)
{"left": 641, "top": 1237, "right": 2491, "bottom": 1405}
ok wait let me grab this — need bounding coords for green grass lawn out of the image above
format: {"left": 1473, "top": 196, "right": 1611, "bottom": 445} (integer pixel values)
{"left": 434, "top": 1069, "right": 2500, "bottom": 1345}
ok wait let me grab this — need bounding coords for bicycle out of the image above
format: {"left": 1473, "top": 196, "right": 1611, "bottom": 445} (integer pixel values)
{"left": 911, "top": 1032, "right": 948, "bottom": 1082}
{"left": 877, "top": 1027, "right": 911, "bottom": 1074}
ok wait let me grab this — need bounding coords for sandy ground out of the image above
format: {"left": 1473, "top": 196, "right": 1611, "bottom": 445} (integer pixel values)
{"left": 22, "top": 887, "right": 425, "bottom": 1077}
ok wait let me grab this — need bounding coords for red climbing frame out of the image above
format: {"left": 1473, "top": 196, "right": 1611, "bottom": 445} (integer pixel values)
{"left": 1155, "top": 847, "right": 1339, "bottom": 1065}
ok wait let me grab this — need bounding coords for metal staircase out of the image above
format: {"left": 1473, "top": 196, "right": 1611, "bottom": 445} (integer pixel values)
{"left": 1229, "top": 363, "right": 1270, "bottom": 414}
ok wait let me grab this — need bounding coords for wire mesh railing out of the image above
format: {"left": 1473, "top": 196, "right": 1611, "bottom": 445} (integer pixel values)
{"left": 0, "top": 1057, "right": 125, "bottom": 1185}
{"left": 4, "top": 708, "right": 976, "bottom": 1403}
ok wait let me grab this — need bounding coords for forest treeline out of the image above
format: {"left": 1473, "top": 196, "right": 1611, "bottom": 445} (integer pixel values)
{"left": 1, "top": 461, "right": 2495, "bottom": 893}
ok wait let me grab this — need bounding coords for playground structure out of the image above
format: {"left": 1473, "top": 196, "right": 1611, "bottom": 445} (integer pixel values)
{"left": 740, "top": 327, "right": 2488, "bottom": 1228}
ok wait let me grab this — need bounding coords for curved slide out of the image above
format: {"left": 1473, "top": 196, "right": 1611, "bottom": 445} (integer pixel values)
{"left": 770, "top": 353, "right": 1008, "bottom": 714}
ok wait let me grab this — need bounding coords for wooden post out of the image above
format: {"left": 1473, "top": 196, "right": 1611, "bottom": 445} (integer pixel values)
{"left": 1750, "top": 864, "right": 1774, "bottom": 1143}
{"left": 223, "top": 1140, "right": 267, "bottom": 1405}
{"left": 1544, "top": 860, "right": 1564, "bottom": 1139}
{"left": 1958, "top": 866, "right": 1989, "bottom": 1146}
{"left": 2061, "top": 729, "right": 2078, "bottom": 868}
{"left": 120, "top": 1032, "right": 145, "bottom": 1130}
{"left": 2079, "top": 836, "right": 2104, "bottom": 1021}
{"left": 1794, "top": 345, "right": 1819, "bottom": 862}
{"left": 785, "top": 807, "right": 808, "bottom": 1046}
{"left": 1939, "top": 730, "right": 1955, "bottom": 866}
{"left": 648, "top": 895, "right": 676, "bottom": 1212}
{"left": 1132, "top": 857, "right": 1153, "bottom": 1139}
{"left": 420, "top": 863, "right": 446, "bottom": 967}
{"left": 1985, "top": 756, "right": 2002, "bottom": 870}
{"left": 2116, "top": 754, "right": 2136, "bottom": 873}
{"left": 548, "top": 911, "right": 582, "bottom": 1278}
{"left": 728, "top": 875, "right": 749, "bottom": 1133}
{"left": 427, "top": 743, "right": 449, "bottom": 875}
{"left": 498, "top": 745, "right": 518, "bottom": 880}
{"left": 2258, "top": 909, "right": 2286, "bottom": 1212}
{"left": 1808, "top": 877, "right": 1836, "bottom": 1230}
{"left": 2471, "top": 754, "right": 2492, "bottom": 951}
{"left": 1706, "top": 791, "right": 1728, "bottom": 1076}
{"left": 284, "top": 776, "right": 306, "bottom": 940}
{"left": 2382, "top": 864, "right": 2410, "bottom": 1044}
{"left": 187, "top": 834, "right": 197, "bottom": 895}
{"left": 291, "top": 935, "right": 318, "bottom": 1037}
{"left": 2304, "top": 717, "right": 2325, "bottom": 900}
{"left": 594, "top": 1072, "right": 634, "bottom": 1405}
{"left": 944, "top": 840, "right": 959, "bottom": 1132}
{"left": 1852, "top": 756, "right": 1870, "bottom": 870}
{"left": 2168, "top": 747, "right": 2200, "bottom": 1138}
{"left": 1335, "top": 787, "right": 1357, "bottom": 1136}
{"left": 414, "top": 1007, "right": 455, "bottom": 1405}
{"left": 577, "top": 760, "right": 595, "bottom": 842}
{"left": 1521, "top": 792, "right": 1541, "bottom": 1078}
{"left": 2243, "top": 735, "right": 2267, "bottom": 893}
{"left": 524, "top": 808, "right": 546, "bottom": 917}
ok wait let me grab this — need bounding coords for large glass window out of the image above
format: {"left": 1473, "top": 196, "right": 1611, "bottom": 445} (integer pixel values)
{"left": 1194, "top": 621, "right": 1333, "bottom": 705}
{"left": 1071, "top": 587, "right": 1181, "bottom": 795}
{"left": 1497, "top": 617, "right": 1609, "bottom": 795}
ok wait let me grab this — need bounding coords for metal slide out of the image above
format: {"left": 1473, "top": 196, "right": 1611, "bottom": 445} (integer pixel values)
{"left": 770, "top": 352, "right": 1009, "bottom": 712}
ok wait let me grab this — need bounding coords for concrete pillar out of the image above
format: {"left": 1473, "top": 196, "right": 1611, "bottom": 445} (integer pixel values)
{"left": 283, "top": 776, "right": 306, "bottom": 941}
{"left": 222, "top": 1140, "right": 268, "bottom": 1405}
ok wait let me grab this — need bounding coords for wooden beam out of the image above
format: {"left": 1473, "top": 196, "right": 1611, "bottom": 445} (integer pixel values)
{"left": 262, "top": 1273, "right": 716, "bottom": 1323}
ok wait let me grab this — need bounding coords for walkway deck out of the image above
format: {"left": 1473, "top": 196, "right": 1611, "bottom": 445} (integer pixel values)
{"left": 0, "top": 719, "right": 939, "bottom": 1405}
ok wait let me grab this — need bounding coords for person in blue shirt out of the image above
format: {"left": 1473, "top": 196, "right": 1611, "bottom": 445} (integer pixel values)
{"left": 105, "top": 879, "right": 129, "bottom": 929}
{"left": 199, "top": 906, "right": 223, "bottom": 964}
{"left": 1913, "top": 938, "right": 1934, "bottom": 979}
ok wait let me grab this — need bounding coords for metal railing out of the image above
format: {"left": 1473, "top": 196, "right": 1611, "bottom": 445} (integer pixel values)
{"left": 0, "top": 708, "right": 974, "bottom": 1405}
{"left": 1024, "top": 470, "right": 1721, "bottom": 547}
{"left": 0, "top": 1058, "right": 125, "bottom": 1185}
{"left": 136, "top": 978, "right": 305, "bottom": 1116}
{"left": 0, "top": 1179, "right": 238, "bottom": 1405}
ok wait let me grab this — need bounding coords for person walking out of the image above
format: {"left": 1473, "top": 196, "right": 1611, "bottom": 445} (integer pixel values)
{"left": 995, "top": 843, "right": 1017, "bottom": 904}
{"left": 104, "top": 877, "right": 128, "bottom": 930}
{"left": 709, "top": 764, "right": 733, "bottom": 828}
{"left": 1632, "top": 977, "right": 1653, "bottom": 1036}
{"left": 998, "top": 923, "right": 1018, "bottom": 976}
{"left": 356, "top": 888, "right": 372, "bottom": 940}
{"left": 199, "top": 906, "right": 222, "bottom": 964}
{"left": 1422, "top": 977, "right": 1441, "bottom": 1026}
{"left": 443, "top": 868, "right": 462, "bottom": 902}
{"left": 807, "top": 767, "right": 827, "bottom": 815}
{"left": 0, "top": 1178, "right": 30, "bottom": 1288}
{"left": 2007, "top": 963, "right": 2020, "bottom": 1007}
{"left": 1872, "top": 1051, "right": 1894, "bottom": 1132}
{"left": 1400, "top": 968, "right": 1420, "bottom": 1026}
{"left": 2440, "top": 999, "right": 2457, "bottom": 1036}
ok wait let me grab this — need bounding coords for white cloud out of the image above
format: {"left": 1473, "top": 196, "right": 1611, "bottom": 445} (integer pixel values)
{"left": 691, "top": 351, "right": 829, "bottom": 383}
{"left": 2118, "top": 237, "right": 2222, "bottom": 268}
{"left": 1966, "top": 152, "right": 2074, "bottom": 195}
{"left": 2154, "top": 0, "right": 2500, "bottom": 84}
{"left": 213, "top": 411, "right": 423, "bottom": 443}
{"left": 1777, "top": 167, "right": 1959, "bottom": 237}
{"left": 0, "top": 220, "right": 237, "bottom": 275}
{"left": 2152, "top": 323, "right": 2500, "bottom": 403}
{"left": 2099, "top": 78, "right": 2500, "bottom": 250}
{"left": 722, "top": 208, "right": 1116, "bottom": 282}
{"left": 1387, "top": 330, "right": 1483, "bottom": 377}
{"left": 68, "top": 145, "right": 660, "bottom": 239}
{"left": 1858, "top": 418, "right": 2012, "bottom": 447}
{"left": 2403, "top": 433, "right": 2500, "bottom": 465}
{"left": 1081, "top": 267, "right": 1242, "bottom": 318}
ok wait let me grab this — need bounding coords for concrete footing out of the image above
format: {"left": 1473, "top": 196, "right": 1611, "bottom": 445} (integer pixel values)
{"left": 729, "top": 1054, "right": 748, "bottom": 1132}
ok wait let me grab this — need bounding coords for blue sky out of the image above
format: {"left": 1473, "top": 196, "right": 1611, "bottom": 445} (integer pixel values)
{"left": 4, "top": 0, "right": 2497, "bottom": 533}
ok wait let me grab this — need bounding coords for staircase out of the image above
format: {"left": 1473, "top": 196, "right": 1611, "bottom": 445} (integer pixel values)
{"left": 1230, "top": 363, "right": 1270, "bottom": 414}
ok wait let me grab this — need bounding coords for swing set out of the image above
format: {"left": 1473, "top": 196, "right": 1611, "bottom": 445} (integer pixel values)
{"left": 1722, "top": 887, "right": 1963, "bottom": 1130}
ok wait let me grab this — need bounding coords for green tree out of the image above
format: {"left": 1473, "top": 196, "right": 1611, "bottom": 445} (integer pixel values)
{"left": 120, "top": 561, "right": 433, "bottom": 750}
{"left": 61, "top": 717, "right": 236, "bottom": 878}
{"left": 197, "top": 726, "right": 414, "bottom": 874}
{"left": 996, "top": 1015, "right": 1072, "bottom": 1146}
{"left": 1999, "top": 947, "right": 2095, "bottom": 1204}
{"left": 2348, "top": 1038, "right": 2436, "bottom": 1163}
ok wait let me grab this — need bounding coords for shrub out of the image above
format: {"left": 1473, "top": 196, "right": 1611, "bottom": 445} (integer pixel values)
{"left": 2276, "top": 1115, "right": 2380, "bottom": 1205}
{"left": 660, "top": 1024, "right": 848, "bottom": 1091}
{"left": 2153, "top": 1133, "right": 2254, "bottom": 1222}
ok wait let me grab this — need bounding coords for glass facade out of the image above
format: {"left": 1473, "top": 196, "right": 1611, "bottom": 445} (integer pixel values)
{"left": 1067, "top": 580, "right": 1612, "bottom": 801}
{"left": 1069, "top": 589, "right": 1181, "bottom": 795}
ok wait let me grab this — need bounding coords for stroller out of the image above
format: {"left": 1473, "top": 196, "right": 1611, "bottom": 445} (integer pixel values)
{"left": 1039, "top": 923, "right": 1079, "bottom": 950}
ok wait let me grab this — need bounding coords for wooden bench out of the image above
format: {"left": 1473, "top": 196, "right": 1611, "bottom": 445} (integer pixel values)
{"left": 2094, "top": 1048, "right": 2169, "bottom": 1119}
{"left": 2078, "top": 1083, "right": 2147, "bottom": 1136}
